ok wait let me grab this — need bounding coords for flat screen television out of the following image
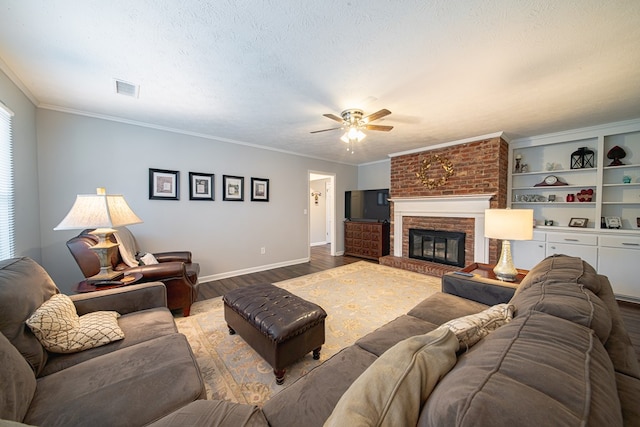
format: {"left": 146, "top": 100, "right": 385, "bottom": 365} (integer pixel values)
{"left": 345, "top": 189, "right": 390, "bottom": 221}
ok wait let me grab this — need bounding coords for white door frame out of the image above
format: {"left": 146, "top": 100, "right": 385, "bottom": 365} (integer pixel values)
{"left": 308, "top": 171, "right": 336, "bottom": 256}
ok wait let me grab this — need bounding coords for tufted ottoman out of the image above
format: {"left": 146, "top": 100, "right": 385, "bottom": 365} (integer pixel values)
{"left": 223, "top": 283, "right": 327, "bottom": 384}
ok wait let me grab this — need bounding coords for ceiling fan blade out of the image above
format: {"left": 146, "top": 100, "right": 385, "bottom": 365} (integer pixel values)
{"left": 310, "top": 126, "right": 343, "bottom": 134}
{"left": 323, "top": 113, "right": 344, "bottom": 123}
{"left": 364, "top": 124, "right": 394, "bottom": 132}
{"left": 362, "top": 109, "right": 391, "bottom": 123}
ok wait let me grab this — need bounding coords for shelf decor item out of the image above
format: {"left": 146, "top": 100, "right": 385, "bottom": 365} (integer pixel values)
{"left": 607, "top": 145, "right": 626, "bottom": 166}
{"left": 605, "top": 216, "right": 622, "bottom": 229}
{"left": 534, "top": 175, "right": 568, "bottom": 187}
{"left": 570, "top": 147, "right": 595, "bottom": 169}
{"left": 576, "top": 188, "right": 594, "bottom": 202}
{"left": 569, "top": 218, "right": 588, "bottom": 228}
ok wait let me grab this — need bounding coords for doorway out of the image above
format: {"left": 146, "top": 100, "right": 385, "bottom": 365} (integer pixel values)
{"left": 309, "top": 172, "right": 336, "bottom": 256}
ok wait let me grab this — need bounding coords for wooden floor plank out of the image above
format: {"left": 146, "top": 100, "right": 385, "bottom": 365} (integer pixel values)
{"left": 196, "top": 245, "right": 640, "bottom": 364}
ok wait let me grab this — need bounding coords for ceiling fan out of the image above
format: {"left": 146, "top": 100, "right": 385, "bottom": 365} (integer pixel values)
{"left": 310, "top": 108, "right": 393, "bottom": 153}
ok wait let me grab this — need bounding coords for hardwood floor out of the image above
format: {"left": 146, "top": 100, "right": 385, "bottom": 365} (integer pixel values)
{"left": 197, "top": 245, "right": 640, "bottom": 364}
{"left": 197, "top": 245, "right": 368, "bottom": 300}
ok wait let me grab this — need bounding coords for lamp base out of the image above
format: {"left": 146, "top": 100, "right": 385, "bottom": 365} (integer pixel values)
{"left": 493, "top": 240, "right": 518, "bottom": 282}
{"left": 87, "top": 228, "right": 124, "bottom": 283}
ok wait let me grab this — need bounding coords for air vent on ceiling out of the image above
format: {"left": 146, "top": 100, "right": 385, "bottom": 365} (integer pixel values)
{"left": 114, "top": 79, "right": 139, "bottom": 98}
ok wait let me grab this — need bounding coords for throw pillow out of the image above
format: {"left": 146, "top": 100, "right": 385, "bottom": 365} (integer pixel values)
{"left": 439, "top": 303, "right": 514, "bottom": 350}
{"left": 140, "top": 253, "right": 159, "bottom": 265}
{"left": 25, "top": 294, "right": 124, "bottom": 353}
{"left": 324, "top": 327, "right": 458, "bottom": 427}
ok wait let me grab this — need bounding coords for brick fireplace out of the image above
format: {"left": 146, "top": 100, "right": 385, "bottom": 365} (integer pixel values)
{"left": 380, "top": 134, "right": 509, "bottom": 276}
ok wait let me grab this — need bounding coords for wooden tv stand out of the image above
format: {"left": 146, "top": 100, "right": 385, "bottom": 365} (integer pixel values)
{"left": 344, "top": 220, "right": 390, "bottom": 260}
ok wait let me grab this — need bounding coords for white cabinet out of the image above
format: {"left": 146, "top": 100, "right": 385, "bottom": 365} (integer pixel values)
{"left": 545, "top": 242, "right": 597, "bottom": 268}
{"left": 597, "top": 235, "right": 640, "bottom": 300}
{"left": 512, "top": 231, "right": 546, "bottom": 270}
{"left": 511, "top": 229, "right": 640, "bottom": 300}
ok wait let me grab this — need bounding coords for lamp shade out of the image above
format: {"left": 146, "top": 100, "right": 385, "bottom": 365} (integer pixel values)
{"left": 484, "top": 209, "right": 533, "bottom": 241}
{"left": 54, "top": 189, "right": 142, "bottom": 231}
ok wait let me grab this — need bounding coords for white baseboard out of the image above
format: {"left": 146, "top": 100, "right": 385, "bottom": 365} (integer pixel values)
{"left": 198, "top": 257, "right": 310, "bottom": 283}
{"left": 310, "top": 241, "right": 328, "bottom": 247}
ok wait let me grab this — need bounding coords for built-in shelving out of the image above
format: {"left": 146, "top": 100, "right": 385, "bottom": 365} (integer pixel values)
{"left": 508, "top": 119, "right": 640, "bottom": 301}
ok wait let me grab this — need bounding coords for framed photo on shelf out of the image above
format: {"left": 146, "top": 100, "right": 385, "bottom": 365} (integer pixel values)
{"left": 251, "top": 177, "right": 269, "bottom": 202}
{"left": 605, "top": 216, "right": 622, "bottom": 229}
{"left": 189, "top": 172, "right": 214, "bottom": 201}
{"left": 568, "top": 217, "right": 588, "bottom": 228}
{"left": 149, "top": 168, "right": 179, "bottom": 200}
{"left": 223, "top": 175, "right": 244, "bottom": 201}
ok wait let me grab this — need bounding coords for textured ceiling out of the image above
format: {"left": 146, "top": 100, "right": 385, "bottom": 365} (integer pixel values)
{"left": 1, "top": 1, "right": 639, "bottom": 165}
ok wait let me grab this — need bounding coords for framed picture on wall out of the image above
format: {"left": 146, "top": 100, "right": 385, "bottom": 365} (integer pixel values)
{"left": 149, "top": 168, "right": 179, "bottom": 200}
{"left": 251, "top": 177, "right": 269, "bottom": 202}
{"left": 189, "top": 172, "right": 214, "bottom": 201}
{"left": 223, "top": 175, "right": 244, "bottom": 201}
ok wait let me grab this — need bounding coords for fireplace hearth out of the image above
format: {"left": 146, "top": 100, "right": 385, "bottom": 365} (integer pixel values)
{"left": 409, "top": 229, "right": 466, "bottom": 268}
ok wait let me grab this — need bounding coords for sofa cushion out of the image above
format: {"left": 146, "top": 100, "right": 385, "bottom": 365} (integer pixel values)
{"left": 510, "top": 255, "right": 612, "bottom": 343}
{"left": 325, "top": 328, "right": 458, "bottom": 427}
{"left": 407, "top": 292, "right": 489, "bottom": 325}
{"left": 147, "top": 400, "right": 268, "bottom": 427}
{"left": 0, "top": 331, "right": 36, "bottom": 422}
{"left": 420, "top": 311, "right": 622, "bottom": 427}
{"left": 0, "top": 257, "right": 59, "bottom": 375}
{"left": 23, "top": 333, "right": 205, "bottom": 427}
{"left": 40, "top": 306, "right": 177, "bottom": 377}
{"left": 262, "top": 345, "right": 377, "bottom": 427}
{"left": 439, "top": 303, "right": 513, "bottom": 350}
{"left": 25, "top": 294, "right": 124, "bottom": 354}
{"left": 356, "top": 315, "right": 439, "bottom": 357}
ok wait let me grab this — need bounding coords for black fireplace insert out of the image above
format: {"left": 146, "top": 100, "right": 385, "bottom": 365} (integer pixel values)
{"left": 408, "top": 229, "right": 466, "bottom": 267}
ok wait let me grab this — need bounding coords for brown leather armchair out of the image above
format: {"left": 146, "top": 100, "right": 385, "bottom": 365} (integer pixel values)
{"left": 66, "top": 229, "right": 200, "bottom": 316}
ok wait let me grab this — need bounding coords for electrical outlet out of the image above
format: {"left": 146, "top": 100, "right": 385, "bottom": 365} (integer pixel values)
{"left": 260, "top": 247, "right": 266, "bottom": 255}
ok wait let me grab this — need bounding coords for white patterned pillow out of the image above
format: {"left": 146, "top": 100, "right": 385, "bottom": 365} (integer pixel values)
{"left": 26, "top": 293, "right": 124, "bottom": 353}
{"left": 439, "top": 303, "right": 514, "bottom": 350}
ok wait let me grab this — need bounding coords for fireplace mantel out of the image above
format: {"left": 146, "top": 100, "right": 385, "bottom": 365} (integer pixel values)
{"left": 389, "top": 194, "right": 494, "bottom": 263}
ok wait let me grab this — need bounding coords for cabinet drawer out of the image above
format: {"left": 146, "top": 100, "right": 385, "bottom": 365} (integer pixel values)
{"left": 547, "top": 233, "right": 597, "bottom": 246}
{"left": 599, "top": 235, "right": 640, "bottom": 250}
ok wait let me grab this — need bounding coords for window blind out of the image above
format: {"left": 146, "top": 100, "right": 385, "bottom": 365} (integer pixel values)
{"left": 0, "top": 102, "right": 15, "bottom": 260}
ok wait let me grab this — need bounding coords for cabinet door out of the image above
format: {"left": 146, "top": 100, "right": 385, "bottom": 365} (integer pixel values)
{"left": 598, "top": 247, "right": 640, "bottom": 300}
{"left": 512, "top": 240, "right": 546, "bottom": 270}
{"left": 546, "top": 242, "right": 597, "bottom": 267}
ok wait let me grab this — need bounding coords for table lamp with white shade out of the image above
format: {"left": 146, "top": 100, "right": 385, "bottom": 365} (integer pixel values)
{"left": 54, "top": 188, "right": 142, "bottom": 282}
{"left": 484, "top": 208, "right": 533, "bottom": 281}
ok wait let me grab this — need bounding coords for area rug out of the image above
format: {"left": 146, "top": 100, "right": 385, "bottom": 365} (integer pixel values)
{"left": 175, "top": 261, "right": 441, "bottom": 406}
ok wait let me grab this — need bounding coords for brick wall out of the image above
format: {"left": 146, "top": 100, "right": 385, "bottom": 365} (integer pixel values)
{"left": 390, "top": 136, "right": 509, "bottom": 264}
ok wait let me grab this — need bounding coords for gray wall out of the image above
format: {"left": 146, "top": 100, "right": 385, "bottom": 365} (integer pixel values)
{"left": 36, "top": 109, "right": 358, "bottom": 293}
{"left": 0, "top": 69, "right": 41, "bottom": 262}
{"left": 358, "top": 159, "right": 390, "bottom": 190}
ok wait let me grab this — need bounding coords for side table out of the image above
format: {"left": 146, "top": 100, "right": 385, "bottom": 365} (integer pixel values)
{"left": 442, "top": 263, "right": 529, "bottom": 306}
{"left": 75, "top": 273, "right": 143, "bottom": 293}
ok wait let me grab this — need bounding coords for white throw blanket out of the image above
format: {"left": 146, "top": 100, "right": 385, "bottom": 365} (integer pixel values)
{"left": 113, "top": 227, "right": 140, "bottom": 267}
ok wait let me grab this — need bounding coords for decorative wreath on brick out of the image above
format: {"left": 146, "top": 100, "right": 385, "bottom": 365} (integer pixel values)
{"left": 416, "top": 154, "right": 455, "bottom": 189}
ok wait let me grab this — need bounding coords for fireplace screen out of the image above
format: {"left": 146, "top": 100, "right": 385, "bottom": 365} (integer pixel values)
{"left": 409, "top": 229, "right": 466, "bottom": 267}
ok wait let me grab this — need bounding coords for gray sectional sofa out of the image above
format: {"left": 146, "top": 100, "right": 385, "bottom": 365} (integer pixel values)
{"left": 1, "top": 256, "right": 271, "bottom": 427}
{"left": 261, "top": 255, "right": 640, "bottom": 426}
{"left": 2, "top": 255, "right": 639, "bottom": 426}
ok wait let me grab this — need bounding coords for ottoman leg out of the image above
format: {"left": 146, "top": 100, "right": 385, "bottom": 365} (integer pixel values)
{"left": 313, "top": 347, "right": 321, "bottom": 360}
{"left": 227, "top": 325, "right": 236, "bottom": 335}
{"left": 274, "top": 368, "right": 286, "bottom": 385}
